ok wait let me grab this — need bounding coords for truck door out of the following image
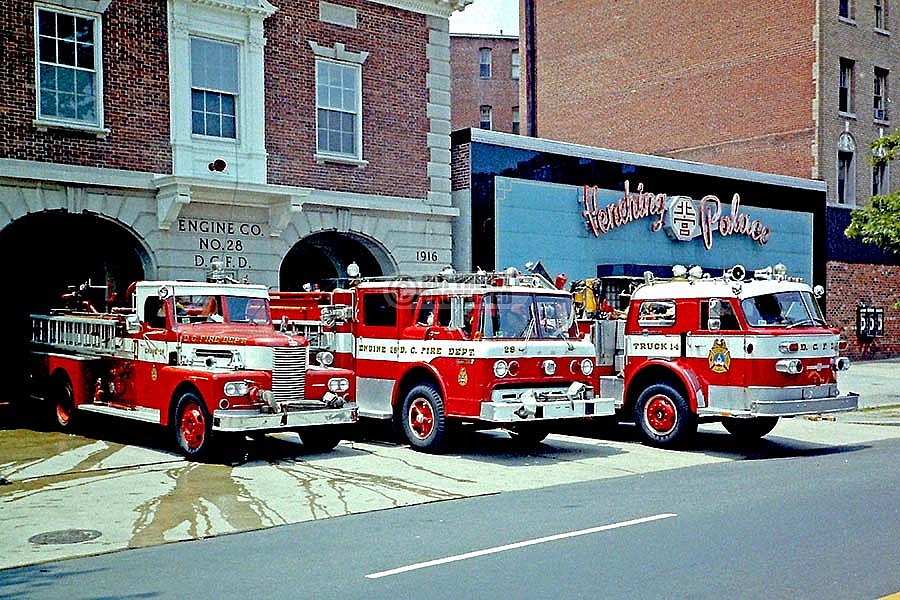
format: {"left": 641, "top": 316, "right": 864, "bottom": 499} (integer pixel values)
{"left": 693, "top": 298, "right": 745, "bottom": 398}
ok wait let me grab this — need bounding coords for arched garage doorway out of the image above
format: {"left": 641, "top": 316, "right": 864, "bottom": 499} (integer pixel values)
{"left": 280, "top": 231, "right": 395, "bottom": 291}
{"left": 0, "top": 211, "right": 149, "bottom": 398}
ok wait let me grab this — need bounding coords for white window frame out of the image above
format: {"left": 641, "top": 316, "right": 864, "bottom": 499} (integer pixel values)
{"left": 512, "top": 106, "right": 520, "bottom": 134}
{"left": 33, "top": 4, "right": 107, "bottom": 135}
{"left": 191, "top": 37, "right": 239, "bottom": 139}
{"left": 479, "top": 105, "right": 493, "bottom": 130}
{"left": 839, "top": 58, "right": 855, "bottom": 115}
{"left": 874, "top": 67, "right": 889, "bottom": 121}
{"left": 309, "top": 41, "right": 369, "bottom": 166}
{"left": 837, "top": 132, "right": 857, "bottom": 206}
{"left": 167, "top": 0, "right": 273, "bottom": 182}
{"left": 511, "top": 49, "right": 520, "bottom": 80}
{"left": 839, "top": 0, "right": 855, "bottom": 21}
{"left": 479, "top": 47, "right": 492, "bottom": 79}
{"left": 875, "top": 0, "right": 889, "bottom": 31}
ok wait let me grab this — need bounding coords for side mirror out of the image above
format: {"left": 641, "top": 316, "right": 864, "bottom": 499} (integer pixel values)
{"left": 707, "top": 298, "right": 721, "bottom": 331}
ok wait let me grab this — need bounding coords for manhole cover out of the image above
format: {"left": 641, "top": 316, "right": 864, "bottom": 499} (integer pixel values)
{"left": 28, "top": 529, "right": 102, "bottom": 545}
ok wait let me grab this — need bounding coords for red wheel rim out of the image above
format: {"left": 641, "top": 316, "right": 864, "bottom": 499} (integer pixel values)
{"left": 179, "top": 403, "right": 207, "bottom": 450}
{"left": 56, "top": 403, "right": 71, "bottom": 426}
{"left": 408, "top": 397, "right": 435, "bottom": 440}
{"left": 644, "top": 395, "right": 677, "bottom": 435}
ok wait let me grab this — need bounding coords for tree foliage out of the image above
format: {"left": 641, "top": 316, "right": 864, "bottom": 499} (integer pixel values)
{"left": 844, "top": 132, "right": 900, "bottom": 255}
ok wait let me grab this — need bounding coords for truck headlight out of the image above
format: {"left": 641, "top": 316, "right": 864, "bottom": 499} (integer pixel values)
{"left": 224, "top": 381, "right": 250, "bottom": 396}
{"left": 834, "top": 357, "right": 851, "bottom": 371}
{"left": 775, "top": 359, "right": 803, "bottom": 375}
{"left": 542, "top": 359, "right": 557, "bottom": 376}
{"left": 316, "top": 350, "right": 335, "bottom": 367}
{"left": 579, "top": 358, "right": 594, "bottom": 376}
{"left": 327, "top": 378, "right": 350, "bottom": 393}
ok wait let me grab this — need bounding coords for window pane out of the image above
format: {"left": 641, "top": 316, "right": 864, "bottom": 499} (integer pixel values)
{"left": 75, "top": 17, "right": 93, "bottom": 43}
{"left": 58, "top": 40, "right": 76, "bottom": 66}
{"left": 38, "top": 10, "right": 56, "bottom": 37}
{"left": 191, "top": 37, "right": 238, "bottom": 92}
{"left": 222, "top": 115, "right": 236, "bottom": 138}
{"left": 58, "top": 92, "right": 76, "bottom": 118}
{"left": 192, "top": 110, "right": 205, "bottom": 135}
{"left": 192, "top": 90, "right": 204, "bottom": 111}
{"left": 39, "top": 36, "right": 56, "bottom": 63}
{"left": 76, "top": 69, "right": 93, "bottom": 96}
{"left": 76, "top": 42, "right": 93, "bottom": 69}
{"left": 40, "top": 89, "right": 57, "bottom": 116}
{"left": 57, "top": 67, "right": 74, "bottom": 93}
{"left": 57, "top": 13, "right": 75, "bottom": 41}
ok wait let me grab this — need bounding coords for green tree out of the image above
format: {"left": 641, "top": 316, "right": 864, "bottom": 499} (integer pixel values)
{"left": 844, "top": 132, "right": 900, "bottom": 254}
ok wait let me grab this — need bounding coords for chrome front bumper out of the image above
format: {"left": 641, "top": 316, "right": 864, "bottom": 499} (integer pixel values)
{"left": 212, "top": 403, "right": 358, "bottom": 432}
{"left": 480, "top": 383, "right": 615, "bottom": 422}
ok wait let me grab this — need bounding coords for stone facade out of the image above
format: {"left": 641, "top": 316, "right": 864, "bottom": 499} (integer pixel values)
{"left": 0, "top": 0, "right": 466, "bottom": 292}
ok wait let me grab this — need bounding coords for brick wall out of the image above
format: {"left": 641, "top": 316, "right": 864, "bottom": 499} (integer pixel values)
{"left": 451, "top": 35, "right": 520, "bottom": 134}
{"left": 827, "top": 260, "right": 900, "bottom": 360}
{"left": 531, "top": 0, "right": 817, "bottom": 179}
{"left": 0, "top": 1, "right": 171, "bottom": 173}
{"left": 450, "top": 141, "right": 470, "bottom": 190}
{"left": 264, "top": 0, "right": 430, "bottom": 198}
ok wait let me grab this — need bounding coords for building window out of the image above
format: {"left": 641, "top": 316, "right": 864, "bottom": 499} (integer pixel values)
{"left": 839, "top": 0, "right": 854, "bottom": 19}
{"left": 191, "top": 38, "right": 238, "bottom": 139}
{"left": 316, "top": 59, "right": 362, "bottom": 158}
{"left": 839, "top": 58, "right": 855, "bottom": 114}
{"left": 875, "top": 0, "right": 888, "bottom": 29}
{"left": 874, "top": 67, "right": 889, "bottom": 121}
{"left": 873, "top": 161, "right": 888, "bottom": 195}
{"left": 511, "top": 49, "right": 520, "bottom": 80}
{"left": 512, "top": 106, "right": 520, "bottom": 134}
{"left": 479, "top": 47, "right": 492, "bottom": 79}
{"left": 837, "top": 132, "right": 857, "bottom": 205}
{"left": 35, "top": 7, "right": 103, "bottom": 129}
{"left": 479, "top": 105, "right": 492, "bottom": 130}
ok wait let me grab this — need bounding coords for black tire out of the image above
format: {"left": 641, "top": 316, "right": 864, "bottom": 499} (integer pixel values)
{"left": 300, "top": 427, "right": 342, "bottom": 453}
{"left": 400, "top": 383, "right": 447, "bottom": 452}
{"left": 634, "top": 383, "right": 697, "bottom": 447}
{"left": 506, "top": 423, "right": 551, "bottom": 446}
{"left": 173, "top": 392, "right": 214, "bottom": 460}
{"left": 51, "top": 375, "right": 78, "bottom": 431}
{"left": 722, "top": 416, "right": 779, "bottom": 440}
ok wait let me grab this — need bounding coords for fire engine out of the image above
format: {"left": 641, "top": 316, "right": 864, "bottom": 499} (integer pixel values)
{"left": 571, "top": 263, "right": 859, "bottom": 446}
{"left": 27, "top": 276, "right": 357, "bottom": 460}
{"left": 269, "top": 266, "right": 614, "bottom": 452}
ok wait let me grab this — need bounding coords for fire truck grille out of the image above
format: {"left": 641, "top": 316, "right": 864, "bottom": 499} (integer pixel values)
{"left": 272, "top": 346, "right": 308, "bottom": 403}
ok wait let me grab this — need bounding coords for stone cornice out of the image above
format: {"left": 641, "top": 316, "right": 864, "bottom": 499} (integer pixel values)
{"left": 368, "top": 0, "right": 473, "bottom": 18}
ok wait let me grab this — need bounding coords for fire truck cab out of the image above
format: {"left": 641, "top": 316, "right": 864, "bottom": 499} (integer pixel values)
{"left": 586, "top": 264, "right": 859, "bottom": 446}
{"left": 28, "top": 279, "right": 357, "bottom": 460}
{"left": 271, "top": 267, "right": 615, "bottom": 452}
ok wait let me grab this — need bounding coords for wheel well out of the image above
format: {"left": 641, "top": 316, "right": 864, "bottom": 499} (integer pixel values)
{"left": 394, "top": 367, "right": 441, "bottom": 418}
{"left": 165, "top": 382, "right": 203, "bottom": 427}
{"left": 624, "top": 365, "right": 690, "bottom": 413}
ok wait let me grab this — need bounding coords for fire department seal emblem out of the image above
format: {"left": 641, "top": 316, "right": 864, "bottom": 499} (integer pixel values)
{"left": 708, "top": 339, "right": 731, "bottom": 373}
{"left": 458, "top": 367, "right": 468, "bottom": 387}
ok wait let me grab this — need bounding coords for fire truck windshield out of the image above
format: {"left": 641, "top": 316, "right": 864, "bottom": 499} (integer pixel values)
{"left": 740, "top": 290, "right": 827, "bottom": 328}
{"left": 477, "top": 293, "right": 577, "bottom": 339}
{"left": 174, "top": 294, "right": 270, "bottom": 325}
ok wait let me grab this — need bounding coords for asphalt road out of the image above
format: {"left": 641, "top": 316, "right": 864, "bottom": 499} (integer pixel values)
{"left": 2, "top": 434, "right": 898, "bottom": 600}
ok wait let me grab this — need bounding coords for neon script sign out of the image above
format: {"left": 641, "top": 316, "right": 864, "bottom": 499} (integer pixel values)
{"left": 581, "top": 181, "right": 772, "bottom": 250}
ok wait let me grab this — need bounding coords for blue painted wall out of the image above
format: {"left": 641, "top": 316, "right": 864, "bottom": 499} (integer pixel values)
{"left": 494, "top": 176, "right": 815, "bottom": 283}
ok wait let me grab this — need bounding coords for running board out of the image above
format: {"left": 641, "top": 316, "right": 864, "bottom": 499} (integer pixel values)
{"left": 78, "top": 403, "right": 161, "bottom": 424}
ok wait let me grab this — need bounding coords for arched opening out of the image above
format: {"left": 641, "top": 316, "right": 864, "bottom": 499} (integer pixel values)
{"left": 280, "top": 231, "right": 395, "bottom": 291}
{"left": 0, "top": 211, "right": 148, "bottom": 397}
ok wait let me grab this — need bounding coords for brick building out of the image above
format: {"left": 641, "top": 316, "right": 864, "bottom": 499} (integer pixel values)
{"left": 518, "top": 0, "right": 899, "bottom": 358}
{"left": 0, "top": 0, "right": 471, "bottom": 384}
{"left": 450, "top": 33, "right": 520, "bottom": 134}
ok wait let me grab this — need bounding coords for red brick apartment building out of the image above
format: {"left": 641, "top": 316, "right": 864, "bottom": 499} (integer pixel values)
{"left": 518, "top": 0, "right": 899, "bottom": 358}
{"left": 451, "top": 33, "right": 520, "bottom": 133}
{"left": 0, "top": 0, "right": 471, "bottom": 384}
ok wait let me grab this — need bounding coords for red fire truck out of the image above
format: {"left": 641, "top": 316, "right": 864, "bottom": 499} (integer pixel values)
{"left": 27, "top": 278, "right": 357, "bottom": 460}
{"left": 269, "top": 267, "right": 614, "bottom": 452}
{"left": 574, "top": 263, "right": 859, "bottom": 446}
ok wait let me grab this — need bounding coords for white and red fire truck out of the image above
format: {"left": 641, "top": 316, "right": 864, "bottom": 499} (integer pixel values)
{"left": 269, "top": 267, "right": 614, "bottom": 452}
{"left": 27, "top": 278, "right": 357, "bottom": 460}
{"left": 572, "top": 263, "right": 859, "bottom": 446}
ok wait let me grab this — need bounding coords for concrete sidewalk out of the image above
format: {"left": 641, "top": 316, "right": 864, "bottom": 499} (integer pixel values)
{"left": 835, "top": 358, "right": 900, "bottom": 425}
